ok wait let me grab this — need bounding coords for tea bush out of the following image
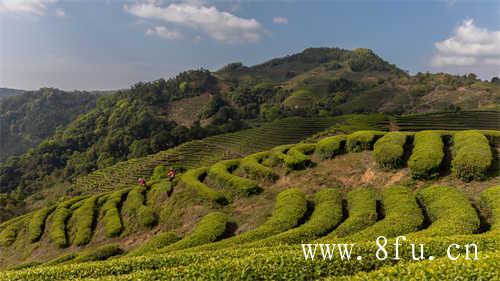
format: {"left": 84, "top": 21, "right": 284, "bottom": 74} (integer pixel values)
{"left": 451, "top": 131, "right": 492, "bottom": 181}
{"left": 372, "top": 132, "right": 408, "bottom": 169}
{"left": 408, "top": 131, "right": 444, "bottom": 179}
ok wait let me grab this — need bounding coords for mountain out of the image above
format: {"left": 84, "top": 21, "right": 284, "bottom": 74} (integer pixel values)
{"left": 0, "top": 88, "right": 98, "bottom": 162}
{"left": 0, "top": 47, "right": 498, "bottom": 221}
{"left": 0, "top": 88, "right": 25, "bottom": 100}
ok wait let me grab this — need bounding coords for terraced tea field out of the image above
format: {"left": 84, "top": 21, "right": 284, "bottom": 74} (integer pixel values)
{"left": 73, "top": 117, "right": 346, "bottom": 194}
{"left": 0, "top": 128, "right": 498, "bottom": 280}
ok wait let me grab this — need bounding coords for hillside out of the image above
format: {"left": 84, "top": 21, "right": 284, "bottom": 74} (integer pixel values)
{"left": 0, "top": 47, "right": 498, "bottom": 225}
{"left": 0, "top": 88, "right": 98, "bottom": 162}
{"left": 0, "top": 127, "right": 497, "bottom": 275}
{"left": 0, "top": 88, "right": 25, "bottom": 100}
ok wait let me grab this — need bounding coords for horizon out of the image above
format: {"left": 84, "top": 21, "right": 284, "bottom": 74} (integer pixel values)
{"left": 1, "top": 0, "right": 499, "bottom": 91}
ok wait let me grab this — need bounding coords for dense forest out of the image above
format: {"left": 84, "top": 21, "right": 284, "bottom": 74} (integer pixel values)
{"left": 0, "top": 88, "right": 98, "bottom": 162}
{"left": 0, "top": 47, "right": 498, "bottom": 219}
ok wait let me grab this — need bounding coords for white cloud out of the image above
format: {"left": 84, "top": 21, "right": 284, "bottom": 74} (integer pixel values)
{"left": 146, "top": 26, "right": 183, "bottom": 40}
{"left": 55, "top": 8, "right": 65, "bottom": 17}
{"left": 273, "top": 16, "right": 288, "bottom": 25}
{"left": 431, "top": 18, "right": 500, "bottom": 67}
{"left": 0, "top": 0, "right": 57, "bottom": 15}
{"left": 124, "top": 2, "right": 264, "bottom": 44}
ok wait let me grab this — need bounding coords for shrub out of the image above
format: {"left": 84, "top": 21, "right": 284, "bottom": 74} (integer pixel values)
{"left": 122, "top": 186, "right": 157, "bottom": 228}
{"left": 264, "top": 144, "right": 294, "bottom": 167}
{"left": 102, "top": 188, "right": 130, "bottom": 237}
{"left": 127, "top": 232, "right": 180, "bottom": 257}
{"left": 408, "top": 131, "right": 444, "bottom": 179}
{"left": 318, "top": 188, "right": 377, "bottom": 241}
{"left": 372, "top": 132, "right": 408, "bottom": 169}
{"left": 0, "top": 220, "right": 24, "bottom": 247}
{"left": 346, "top": 131, "right": 385, "bottom": 152}
{"left": 480, "top": 185, "right": 500, "bottom": 232}
{"left": 28, "top": 205, "right": 56, "bottom": 243}
{"left": 195, "top": 188, "right": 307, "bottom": 250}
{"left": 72, "top": 195, "right": 99, "bottom": 246}
{"left": 240, "top": 152, "right": 278, "bottom": 181}
{"left": 73, "top": 244, "right": 124, "bottom": 263}
{"left": 284, "top": 143, "right": 316, "bottom": 169}
{"left": 150, "top": 165, "right": 168, "bottom": 181}
{"left": 180, "top": 167, "right": 227, "bottom": 204}
{"left": 412, "top": 186, "right": 479, "bottom": 237}
{"left": 252, "top": 188, "right": 343, "bottom": 246}
{"left": 316, "top": 135, "right": 346, "bottom": 160}
{"left": 49, "top": 197, "right": 86, "bottom": 248}
{"left": 347, "top": 186, "right": 423, "bottom": 241}
{"left": 451, "top": 131, "right": 492, "bottom": 181}
{"left": 146, "top": 181, "right": 172, "bottom": 207}
{"left": 160, "top": 212, "right": 229, "bottom": 252}
{"left": 208, "top": 160, "right": 260, "bottom": 196}
{"left": 44, "top": 253, "right": 77, "bottom": 266}
{"left": 341, "top": 251, "right": 500, "bottom": 281}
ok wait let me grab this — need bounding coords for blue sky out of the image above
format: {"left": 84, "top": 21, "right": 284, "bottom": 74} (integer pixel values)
{"left": 1, "top": 0, "right": 499, "bottom": 90}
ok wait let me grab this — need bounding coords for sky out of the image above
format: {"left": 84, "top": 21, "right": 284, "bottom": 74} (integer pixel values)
{"left": 0, "top": 0, "right": 499, "bottom": 91}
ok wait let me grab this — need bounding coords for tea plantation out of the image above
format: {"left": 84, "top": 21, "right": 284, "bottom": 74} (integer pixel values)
{"left": 0, "top": 126, "right": 499, "bottom": 280}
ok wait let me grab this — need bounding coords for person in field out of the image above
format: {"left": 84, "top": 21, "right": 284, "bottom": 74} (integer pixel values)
{"left": 137, "top": 177, "right": 146, "bottom": 186}
{"left": 167, "top": 168, "right": 176, "bottom": 182}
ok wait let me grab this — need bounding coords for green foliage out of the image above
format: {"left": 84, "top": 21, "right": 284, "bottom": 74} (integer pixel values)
{"left": 318, "top": 188, "right": 377, "bottom": 241}
{"left": 122, "top": 186, "right": 157, "bottom": 229}
{"left": 339, "top": 250, "right": 499, "bottom": 281}
{"left": 316, "top": 135, "right": 346, "bottom": 160}
{"left": 412, "top": 186, "right": 479, "bottom": 237}
{"left": 346, "top": 131, "right": 385, "bottom": 152}
{"left": 146, "top": 181, "right": 172, "bottom": 207}
{"left": 240, "top": 151, "right": 278, "bottom": 181}
{"left": 372, "top": 132, "right": 408, "bottom": 169}
{"left": 49, "top": 197, "right": 86, "bottom": 248}
{"left": 348, "top": 186, "right": 423, "bottom": 241}
{"left": 408, "top": 131, "right": 444, "bottom": 179}
{"left": 126, "top": 232, "right": 180, "bottom": 257}
{"left": 28, "top": 205, "right": 56, "bottom": 243}
{"left": 180, "top": 167, "right": 227, "bottom": 204}
{"left": 73, "top": 244, "right": 124, "bottom": 263}
{"left": 195, "top": 188, "right": 307, "bottom": 250}
{"left": 252, "top": 188, "right": 343, "bottom": 246}
{"left": 160, "top": 212, "right": 229, "bottom": 252}
{"left": 451, "top": 131, "right": 492, "bottom": 181}
{"left": 0, "top": 220, "right": 24, "bottom": 247}
{"left": 150, "top": 165, "right": 168, "bottom": 181}
{"left": 480, "top": 185, "right": 500, "bottom": 232}
{"left": 285, "top": 143, "right": 316, "bottom": 169}
{"left": 102, "top": 189, "right": 130, "bottom": 237}
{"left": 72, "top": 195, "right": 99, "bottom": 246}
{"left": 208, "top": 159, "right": 260, "bottom": 196}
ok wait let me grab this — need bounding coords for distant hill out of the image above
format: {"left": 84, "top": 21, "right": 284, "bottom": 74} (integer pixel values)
{"left": 0, "top": 88, "right": 98, "bottom": 162}
{"left": 0, "top": 88, "right": 25, "bottom": 100}
{"left": 0, "top": 47, "right": 498, "bottom": 222}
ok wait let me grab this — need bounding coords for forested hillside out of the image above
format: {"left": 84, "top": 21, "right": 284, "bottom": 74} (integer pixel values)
{"left": 0, "top": 47, "right": 498, "bottom": 224}
{"left": 0, "top": 88, "right": 98, "bottom": 162}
